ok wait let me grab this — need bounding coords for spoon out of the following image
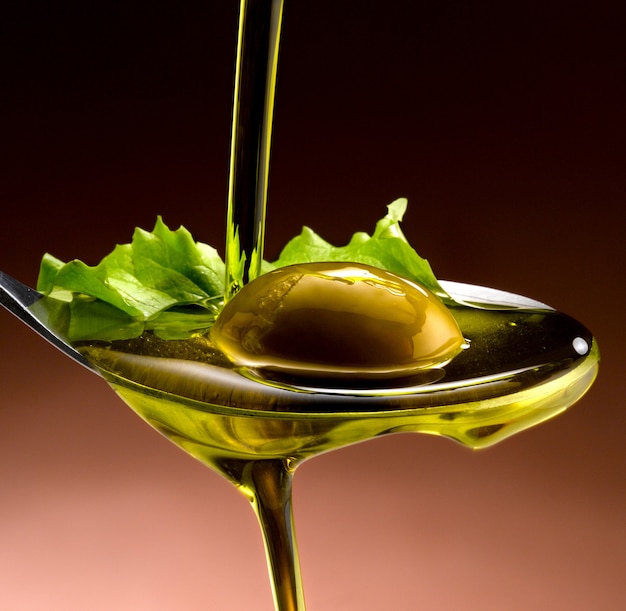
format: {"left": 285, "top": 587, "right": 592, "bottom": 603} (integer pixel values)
{"left": 0, "top": 270, "right": 98, "bottom": 373}
{"left": 1, "top": 267, "right": 594, "bottom": 401}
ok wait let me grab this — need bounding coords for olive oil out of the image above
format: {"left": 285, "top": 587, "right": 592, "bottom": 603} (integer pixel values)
{"left": 79, "top": 291, "right": 598, "bottom": 464}
{"left": 225, "top": 0, "right": 284, "bottom": 299}
{"left": 211, "top": 263, "right": 465, "bottom": 378}
{"left": 75, "top": 271, "right": 599, "bottom": 611}
{"left": 0, "top": 2, "right": 599, "bottom": 610}
{"left": 74, "top": 2, "right": 601, "bottom": 609}
{"left": 76, "top": 284, "right": 598, "bottom": 611}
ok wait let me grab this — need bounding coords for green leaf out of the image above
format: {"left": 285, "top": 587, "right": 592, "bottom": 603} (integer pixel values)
{"left": 37, "top": 253, "right": 66, "bottom": 294}
{"left": 271, "top": 198, "right": 449, "bottom": 299}
{"left": 37, "top": 217, "right": 226, "bottom": 341}
{"left": 66, "top": 297, "right": 144, "bottom": 342}
{"left": 37, "top": 201, "right": 448, "bottom": 343}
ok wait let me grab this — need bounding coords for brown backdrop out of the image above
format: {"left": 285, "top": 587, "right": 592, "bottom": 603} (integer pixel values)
{"left": 1, "top": 3, "right": 624, "bottom": 609}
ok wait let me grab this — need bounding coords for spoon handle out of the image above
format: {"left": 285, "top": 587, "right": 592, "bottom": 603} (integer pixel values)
{"left": 0, "top": 270, "right": 97, "bottom": 373}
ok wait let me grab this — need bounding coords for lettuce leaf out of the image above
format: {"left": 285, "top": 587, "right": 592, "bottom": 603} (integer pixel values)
{"left": 37, "top": 217, "right": 224, "bottom": 341}
{"left": 37, "top": 201, "right": 447, "bottom": 342}
{"left": 270, "top": 199, "right": 448, "bottom": 299}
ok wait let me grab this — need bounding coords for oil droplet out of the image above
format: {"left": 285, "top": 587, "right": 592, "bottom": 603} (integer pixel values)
{"left": 211, "top": 262, "right": 465, "bottom": 379}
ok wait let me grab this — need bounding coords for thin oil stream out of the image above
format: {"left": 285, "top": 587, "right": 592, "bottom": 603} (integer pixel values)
{"left": 225, "top": 0, "right": 284, "bottom": 300}
{"left": 224, "top": 2, "right": 304, "bottom": 609}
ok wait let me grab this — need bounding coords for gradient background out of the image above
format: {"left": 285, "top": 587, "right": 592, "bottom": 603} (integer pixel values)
{"left": 1, "top": 2, "right": 624, "bottom": 610}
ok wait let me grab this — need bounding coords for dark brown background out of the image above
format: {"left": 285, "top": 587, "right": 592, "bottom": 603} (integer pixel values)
{"left": 1, "top": 2, "right": 624, "bottom": 609}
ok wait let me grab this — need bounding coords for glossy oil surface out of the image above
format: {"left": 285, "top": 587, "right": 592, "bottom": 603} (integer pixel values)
{"left": 79, "top": 282, "right": 599, "bottom": 477}
{"left": 212, "top": 262, "right": 465, "bottom": 378}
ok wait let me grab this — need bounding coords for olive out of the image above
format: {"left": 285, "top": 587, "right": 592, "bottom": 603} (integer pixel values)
{"left": 211, "top": 262, "right": 465, "bottom": 379}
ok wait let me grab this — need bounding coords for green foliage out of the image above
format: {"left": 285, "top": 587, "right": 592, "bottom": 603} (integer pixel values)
{"left": 37, "top": 201, "right": 447, "bottom": 341}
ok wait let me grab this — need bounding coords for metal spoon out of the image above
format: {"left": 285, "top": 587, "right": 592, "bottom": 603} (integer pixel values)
{"left": 0, "top": 270, "right": 98, "bottom": 373}
{"left": 1, "top": 266, "right": 574, "bottom": 382}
